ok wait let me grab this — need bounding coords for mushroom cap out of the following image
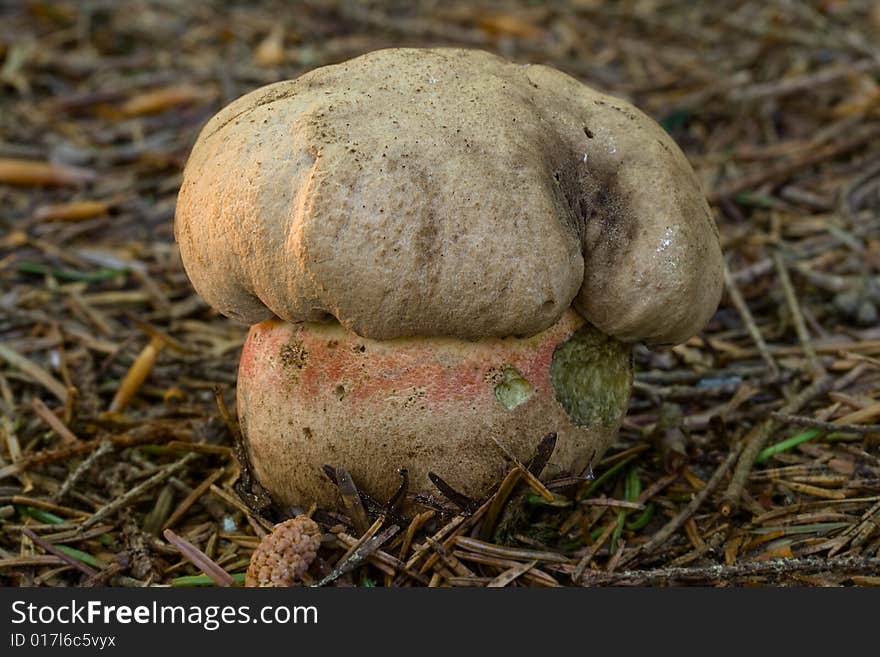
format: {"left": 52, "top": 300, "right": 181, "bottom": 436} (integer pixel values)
{"left": 176, "top": 48, "right": 722, "bottom": 345}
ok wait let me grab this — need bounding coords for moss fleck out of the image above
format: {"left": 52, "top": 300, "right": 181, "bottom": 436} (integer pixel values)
{"left": 550, "top": 324, "right": 632, "bottom": 427}
{"left": 494, "top": 366, "right": 533, "bottom": 411}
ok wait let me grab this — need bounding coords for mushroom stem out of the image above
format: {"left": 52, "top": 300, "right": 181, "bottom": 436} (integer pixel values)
{"left": 237, "top": 311, "right": 628, "bottom": 509}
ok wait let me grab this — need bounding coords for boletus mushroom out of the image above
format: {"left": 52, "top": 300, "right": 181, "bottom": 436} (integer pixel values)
{"left": 175, "top": 48, "right": 723, "bottom": 512}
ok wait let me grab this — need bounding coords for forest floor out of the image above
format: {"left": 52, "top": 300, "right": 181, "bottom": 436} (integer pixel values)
{"left": 1, "top": 0, "right": 879, "bottom": 587}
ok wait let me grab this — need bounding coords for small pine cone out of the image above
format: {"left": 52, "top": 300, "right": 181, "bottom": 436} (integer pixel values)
{"left": 246, "top": 515, "right": 322, "bottom": 587}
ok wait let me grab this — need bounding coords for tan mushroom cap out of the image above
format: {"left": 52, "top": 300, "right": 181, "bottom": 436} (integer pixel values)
{"left": 175, "top": 48, "right": 722, "bottom": 345}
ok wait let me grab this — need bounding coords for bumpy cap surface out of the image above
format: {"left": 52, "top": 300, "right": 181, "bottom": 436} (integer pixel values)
{"left": 245, "top": 515, "right": 321, "bottom": 587}
{"left": 176, "top": 48, "right": 722, "bottom": 345}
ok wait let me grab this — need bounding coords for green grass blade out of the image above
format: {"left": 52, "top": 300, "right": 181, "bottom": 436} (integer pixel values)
{"left": 171, "top": 573, "right": 246, "bottom": 587}
{"left": 54, "top": 544, "right": 107, "bottom": 569}
{"left": 755, "top": 428, "right": 822, "bottom": 463}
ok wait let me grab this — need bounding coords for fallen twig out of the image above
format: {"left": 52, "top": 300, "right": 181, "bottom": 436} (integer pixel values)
{"left": 619, "top": 446, "right": 742, "bottom": 568}
{"left": 579, "top": 556, "right": 880, "bottom": 586}
{"left": 163, "top": 528, "right": 235, "bottom": 587}
{"left": 721, "top": 375, "right": 833, "bottom": 515}
{"left": 79, "top": 454, "right": 196, "bottom": 531}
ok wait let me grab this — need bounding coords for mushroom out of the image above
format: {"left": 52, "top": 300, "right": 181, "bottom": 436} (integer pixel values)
{"left": 175, "top": 48, "right": 723, "bottom": 512}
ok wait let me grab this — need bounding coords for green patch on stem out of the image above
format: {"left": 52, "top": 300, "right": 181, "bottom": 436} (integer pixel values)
{"left": 550, "top": 324, "right": 632, "bottom": 427}
{"left": 494, "top": 366, "right": 533, "bottom": 410}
